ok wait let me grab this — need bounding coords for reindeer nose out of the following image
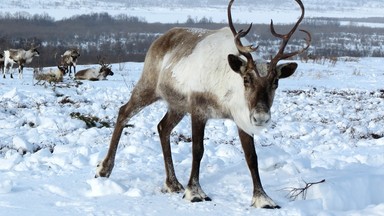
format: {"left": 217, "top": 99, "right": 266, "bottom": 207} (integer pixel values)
{"left": 251, "top": 111, "right": 271, "bottom": 126}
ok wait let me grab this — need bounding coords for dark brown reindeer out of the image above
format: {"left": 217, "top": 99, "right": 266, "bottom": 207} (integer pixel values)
{"left": 96, "top": 0, "right": 310, "bottom": 209}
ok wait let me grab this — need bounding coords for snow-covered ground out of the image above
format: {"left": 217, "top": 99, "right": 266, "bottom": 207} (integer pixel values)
{"left": 0, "top": 58, "right": 383, "bottom": 215}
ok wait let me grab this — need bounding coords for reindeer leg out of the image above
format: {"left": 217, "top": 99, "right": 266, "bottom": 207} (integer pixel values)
{"left": 158, "top": 109, "right": 185, "bottom": 193}
{"left": 95, "top": 86, "right": 158, "bottom": 178}
{"left": 238, "top": 128, "right": 280, "bottom": 209}
{"left": 8, "top": 66, "right": 13, "bottom": 79}
{"left": 183, "top": 116, "right": 211, "bottom": 202}
{"left": 18, "top": 65, "right": 23, "bottom": 79}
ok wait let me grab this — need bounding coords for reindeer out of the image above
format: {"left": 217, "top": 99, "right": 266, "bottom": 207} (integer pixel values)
{"left": 3, "top": 45, "right": 40, "bottom": 79}
{"left": 75, "top": 58, "right": 114, "bottom": 81}
{"left": 61, "top": 48, "right": 80, "bottom": 76}
{"left": 95, "top": 0, "right": 310, "bottom": 209}
{"left": 33, "top": 66, "right": 66, "bottom": 84}
{"left": 0, "top": 53, "right": 4, "bottom": 74}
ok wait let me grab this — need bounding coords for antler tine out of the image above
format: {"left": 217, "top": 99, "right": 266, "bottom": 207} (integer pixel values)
{"left": 269, "top": 0, "right": 311, "bottom": 72}
{"left": 298, "top": 29, "right": 312, "bottom": 53}
{"left": 228, "top": 0, "right": 236, "bottom": 36}
{"left": 234, "top": 26, "right": 259, "bottom": 53}
{"left": 228, "top": 0, "right": 258, "bottom": 73}
{"left": 97, "top": 55, "right": 106, "bottom": 66}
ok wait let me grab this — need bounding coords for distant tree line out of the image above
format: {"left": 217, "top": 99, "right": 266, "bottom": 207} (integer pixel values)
{"left": 0, "top": 12, "right": 383, "bottom": 68}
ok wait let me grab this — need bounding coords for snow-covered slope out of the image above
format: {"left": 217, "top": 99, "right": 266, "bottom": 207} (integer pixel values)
{"left": 0, "top": 0, "right": 383, "bottom": 23}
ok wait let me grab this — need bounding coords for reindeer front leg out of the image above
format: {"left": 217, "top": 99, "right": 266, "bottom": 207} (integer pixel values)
{"left": 95, "top": 103, "right": 138, "bottom": 178}
{"left": 238, "top": 128, "right": 280, "bottom": 209}
{"left": 183, "top": 116, "right": 211, "bottom": 202}
{"left": 96, "top": 86, "right": 158, "bottom": 178}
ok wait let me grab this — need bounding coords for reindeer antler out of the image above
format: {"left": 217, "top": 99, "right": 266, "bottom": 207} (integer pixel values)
{"left": 228, "top": 0, "right": 259, "bottom": 75}
{"left": 269, "top": 0, "right": 311, "bottom": 76}
{"left": 97, "top": 55, "right": 111, "bottom": 69}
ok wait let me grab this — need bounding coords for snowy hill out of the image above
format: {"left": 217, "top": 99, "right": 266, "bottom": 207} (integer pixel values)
{"left": 0, "top": 0, "right": 383, "bottom": 23}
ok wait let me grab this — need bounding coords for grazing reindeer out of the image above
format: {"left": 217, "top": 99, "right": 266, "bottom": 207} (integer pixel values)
{"left": 96, "top": 0, "right": 310, "bottom": 209}
{"left": 3, "top": 45, "right": 40, "bottom": 79}
{"left": 61, "top": 48, "right": 80, "bottom": 76}
{"left": 307, "top": 53, "right": 323, "bottom": 64}
{"left": 33, "top": 66, "right": 66, "bottom": 84}
{"left": 75, "top": 58, "right": 114, "bottom": 81}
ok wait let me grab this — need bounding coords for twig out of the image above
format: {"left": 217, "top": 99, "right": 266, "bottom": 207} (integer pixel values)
{"left": 285, "top": 179, "right": 325, "bottom": 201}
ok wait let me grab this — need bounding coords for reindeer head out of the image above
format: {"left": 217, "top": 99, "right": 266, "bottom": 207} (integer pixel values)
{"left": 30, "top": 45, "right": 40, "bottom": 57}
{"left": 227, "top": 0, "right": 310, "bottom": 127}
{"left": 100, "top": 65, "right": 114, "bottom": 78}
{"left": 98, "top": 56, "right": 114, "bottom": 79}
{"left": 70, "top": 48, "right": 80, "bottom": 61}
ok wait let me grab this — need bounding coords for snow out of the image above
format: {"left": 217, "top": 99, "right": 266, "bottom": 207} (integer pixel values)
{"left": 1, "top": 0, "right": 384, "bottom": 24}
{"left": 0, "top": 58, "right": 383, "bottom": 215}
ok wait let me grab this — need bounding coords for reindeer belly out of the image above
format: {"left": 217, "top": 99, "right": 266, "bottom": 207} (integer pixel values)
{"left": 157, "top": 80, "right": 231, "bottom": 119}
{"left": 157, "top": 82, "right": 189, "bottom": 111}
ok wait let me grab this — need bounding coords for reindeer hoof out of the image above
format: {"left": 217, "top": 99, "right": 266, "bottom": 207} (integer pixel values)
{"left": 251, "top": 194, "right": 279, "bottom": 209}
{"left": 262, "top": 204, "right": 281, "bottom": 209}
{"left": 162, "top": 180, "right": 184, "bottom": 193}
{"left": 95, "top": 160, "right": 113, "bottom": 178}
{"left": 183, "top": 186, "right": 211, "bottom": 202}
{"left": 184, "top": 194, "right": 212, "bottom": 202}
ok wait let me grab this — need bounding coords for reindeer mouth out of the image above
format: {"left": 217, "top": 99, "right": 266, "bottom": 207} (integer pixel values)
{"left": 251, "top": 111, "right": 271, "bottom": 126}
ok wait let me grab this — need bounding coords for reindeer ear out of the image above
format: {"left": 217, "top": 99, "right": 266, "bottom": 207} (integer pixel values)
{"left": 276, "top": 62, "right": 298, "bottom": 79}
{"left": 228, "top": 54, "right": 246, "bottom": 74}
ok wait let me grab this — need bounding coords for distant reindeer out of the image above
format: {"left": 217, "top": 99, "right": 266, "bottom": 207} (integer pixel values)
{"left": 96, "top": 0, "right": 310, "bottom": 209}
{"left": 327, "top": 56, "right": 338, "bottom": 66}
{"left": 61, "top": 48, "right": 80, "bottom": 76}
{"left": 307, "top": 53, "right": 323, "bottom": 64}
{"left": 0, "top": 53, "right": 4, "bottom": 74}
{"left": 3, "top": 45, "right": 40, "bottom": 79}
{"left": 75, "top": 57, "right": 114, "bottom": 81}
{"left": 33, "top": 66, "right": 66, "bottom": 84}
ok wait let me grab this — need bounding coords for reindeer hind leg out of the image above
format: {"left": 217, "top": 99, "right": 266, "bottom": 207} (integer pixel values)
{"left": 158, "top": 109, "right": 185, "bottom": 193}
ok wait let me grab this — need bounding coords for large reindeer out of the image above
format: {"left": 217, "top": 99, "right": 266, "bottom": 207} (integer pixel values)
{"left": 61, "top": 48, "right": 80, "bottom": 76}
{"left": 3, "top": 46, "right": 40, "bottom": 79}
{"left": 96, "top": 0, "right": 310, "bottom": 209}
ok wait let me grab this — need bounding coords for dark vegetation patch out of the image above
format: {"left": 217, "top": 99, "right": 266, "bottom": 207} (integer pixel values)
{"left": 70, "top": 112, "right": 111, "bottom": 128}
